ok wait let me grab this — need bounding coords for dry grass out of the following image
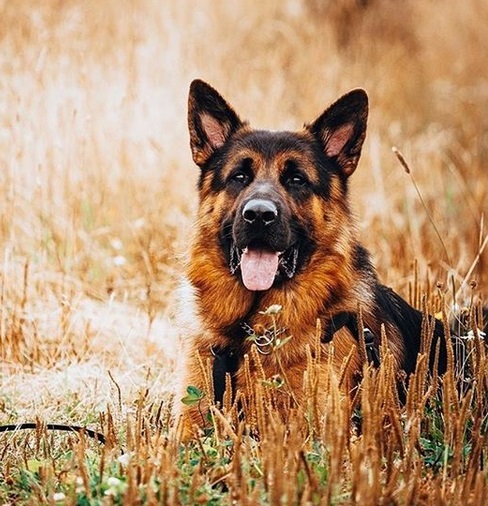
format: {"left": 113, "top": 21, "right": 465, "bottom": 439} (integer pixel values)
{"left": 0, "top": 0, "right": 487, "bottom": 504}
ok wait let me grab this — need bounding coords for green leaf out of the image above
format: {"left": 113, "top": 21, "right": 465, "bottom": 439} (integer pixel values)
{"left": 181, "top": 385, "right": 205, "bottom": 406}
{"left": 261, "top": 376, "right": 284, "bottom": 389}
{"left": 186, "top": 385, "right": 204, "bottom": 397}
{"left": 245, "top": 333, "right": 259, "bottom": 343}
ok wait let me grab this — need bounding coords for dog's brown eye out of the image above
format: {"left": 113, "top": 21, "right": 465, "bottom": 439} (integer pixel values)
{"left": 229, "top": 158, "right": 253, "bottom": 187}
{"left": 230, "top": 171, "right": 249, "bottom": 185}
{"left": 285, "top": 172, "right": 307, "bottom": 187}
{"left": 283, "top": 160, "right": 308, "bottom": 188}
{"left": 289, "top": 174, "right": 305, "bottom": 185}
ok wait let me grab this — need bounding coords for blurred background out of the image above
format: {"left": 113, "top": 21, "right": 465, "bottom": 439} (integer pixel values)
{"left": 0, "top": 0, "right": 487, "bottom": 373}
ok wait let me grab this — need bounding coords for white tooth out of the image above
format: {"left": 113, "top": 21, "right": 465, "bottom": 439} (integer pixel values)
{"left": 243, "top": 247, "right": 248, "bottom": 254}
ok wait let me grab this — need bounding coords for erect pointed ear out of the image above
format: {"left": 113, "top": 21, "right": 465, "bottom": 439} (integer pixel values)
{"left": 188, "top": 80, "right": 244, "bottom": 167}
{"left": 307, "top": 89, "right": 368, "bottom": 177}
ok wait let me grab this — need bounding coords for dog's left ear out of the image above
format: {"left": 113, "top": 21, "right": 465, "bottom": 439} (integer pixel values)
{"left": 188, "top": 80, "right": 244, "bottom": 167}
{"left": 307, "top": 89, "right": 368, "bottom": 177}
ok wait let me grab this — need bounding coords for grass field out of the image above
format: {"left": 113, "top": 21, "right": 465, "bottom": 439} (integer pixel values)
{"left": 0, "top": 0, "right": 487, "bottom": 504}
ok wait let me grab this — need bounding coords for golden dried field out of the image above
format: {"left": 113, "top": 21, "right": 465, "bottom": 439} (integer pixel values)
{"left": 0, "top": 0, "right": 487, "bottom": 504}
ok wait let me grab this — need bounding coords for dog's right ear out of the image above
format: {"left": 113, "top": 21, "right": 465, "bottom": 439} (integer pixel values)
{"left": 188, "top": 80, "right": 244, "bottom": 167}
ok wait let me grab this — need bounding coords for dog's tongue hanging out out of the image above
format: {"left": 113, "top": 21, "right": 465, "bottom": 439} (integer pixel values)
{"left": 240, "top": 247, "right": 279, "bottom": 291}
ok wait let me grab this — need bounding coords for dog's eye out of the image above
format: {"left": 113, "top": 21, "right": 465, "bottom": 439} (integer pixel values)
{"left": 282, "top": 160, "right": 308, "bottom": 189}
{"left": 228, "top": 158, "right": 253, "bottom": 187}
{"left": 284, "top": 172, "right": 308, "bottom": 188}
{"left": 230, "top": 171, "right": 250, "bottom": 185}
{"left": 288, "top": 174, "right": 306, "bottom": 186}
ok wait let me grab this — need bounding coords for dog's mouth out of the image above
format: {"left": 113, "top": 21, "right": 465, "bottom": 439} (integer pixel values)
{"left": 229, "top": 240, "right": 299, "bottom": 291}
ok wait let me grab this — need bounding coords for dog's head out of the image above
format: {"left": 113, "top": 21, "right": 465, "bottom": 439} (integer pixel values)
{"left": 188, "top": 80, "right": 368, "bottom": 292}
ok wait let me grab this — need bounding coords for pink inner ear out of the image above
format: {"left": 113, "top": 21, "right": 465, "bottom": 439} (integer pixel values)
{"left": 325, "top": 123, "right": 354, "bottom": 157}
{"left": 201, "top": 113, "right": 228, "bottom": 148}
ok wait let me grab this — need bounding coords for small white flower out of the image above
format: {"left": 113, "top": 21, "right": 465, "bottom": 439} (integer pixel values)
{"left": 261, "top": 304, "right": 282, "bottom": 315}
{"left": 117, "top": 452, "right": 131, "bottom": 466}
{"left": 104, "top": 476, "right": 127, "bottom": 497}
{"left": 53, "top": 492, "right": 66, "bottom": 502}
{"left": 107, "top": 477, "right": 122, "bottom": 487}
{"left": 75, "top": 477, "right": 85, "bottom": 494}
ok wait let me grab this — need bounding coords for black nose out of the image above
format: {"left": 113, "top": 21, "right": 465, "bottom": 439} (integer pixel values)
{"left": 242, "top": 199, "right": 278, "bottom": 226}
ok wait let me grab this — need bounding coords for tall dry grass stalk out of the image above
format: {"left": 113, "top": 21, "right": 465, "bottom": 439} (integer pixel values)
{"left": 3, "top": 303, "right": 486, "bottom": 503}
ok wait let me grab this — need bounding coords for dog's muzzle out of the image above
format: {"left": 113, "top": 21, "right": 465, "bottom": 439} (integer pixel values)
{"left": 226, "top": 196, "right": 300, "bottom": 291}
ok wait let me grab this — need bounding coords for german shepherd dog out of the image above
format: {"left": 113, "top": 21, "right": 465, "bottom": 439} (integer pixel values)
{"left": 175, "top": 80, "right": 447, "bottom": 439}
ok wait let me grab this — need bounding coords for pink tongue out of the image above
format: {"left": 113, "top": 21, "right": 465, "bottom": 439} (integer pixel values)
{"left": 240, "top": 248, "right": 279, "bottom": 291}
